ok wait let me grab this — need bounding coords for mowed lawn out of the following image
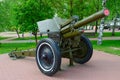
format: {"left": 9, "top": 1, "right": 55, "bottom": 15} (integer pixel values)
{"left": 91, "top": 40, "right": 120, "bottom": 56}
{"left": 88, "top": 32, "right": 120, "bottom": 38}
{"left": 0, "top": 43, "right": 36, "bottom": 54}
{"left": 0, "top": 40, "right": 120, "bottom": 56}
{"left": 0, "top": 34, "right": 120, "bottom": 56}
{"left": 0, "top": 37, "right": 8, "bottom": 40}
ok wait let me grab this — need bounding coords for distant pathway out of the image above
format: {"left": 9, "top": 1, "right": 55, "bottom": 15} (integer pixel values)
{"left": 1, "top": 31, "right": 120, "bottom": 43}
{"left": 0, "top": 32, "right": 35, "bottom": 43}
{"left": 0, "top": 39, "right": 35, "bottom": 43}
{"left": 0, "top": 50, "right": 120, "bottom": 80}
{"left": 1, "top": 37, "right": 120, "bottom": 43}
{"left": 90, "top": 37, "right": 120, "bottom": 40}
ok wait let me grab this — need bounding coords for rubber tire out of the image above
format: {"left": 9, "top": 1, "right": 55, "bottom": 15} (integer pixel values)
{"left": 73, "top": 35, "right": 93, "bottom": 64}
{"left": 36, "top": 38, "right": 61, "bottom": 76}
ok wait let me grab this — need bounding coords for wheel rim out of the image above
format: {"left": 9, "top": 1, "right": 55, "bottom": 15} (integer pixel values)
{"left": 73, "top": 35, "right": 93, "bottom": 64}
{"left": 37, "top": 42, "right": 55, "bottom": 72}
{"left": 73, "top": 40, "right": 87, "bottom": 59}
{"left": 79, "top": 40, "right": 87, "bottom": 58}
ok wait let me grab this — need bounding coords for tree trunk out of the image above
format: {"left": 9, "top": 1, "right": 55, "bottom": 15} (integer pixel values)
{"left": 32, "top": 31, "right": 38, "bottom": 45}
{"left": 15, "top": 28, "right": 20, "bottom": 38}
{"left": 112, "top": 18, "right": 117, "bottom": 36}
{"left": 112, "top": 26, "right": 115, "bottom": 36}
{"left": 34, "top": 32, "right": 38, "bottom": 45}
{"left": 0, "top": 43, "right": 1, "bottom": 47}
{"left": 22, "top": 32, "right": 24, "bottom": 38}
{"left": 95, "top": 21, "right": 98, "bottom": 34}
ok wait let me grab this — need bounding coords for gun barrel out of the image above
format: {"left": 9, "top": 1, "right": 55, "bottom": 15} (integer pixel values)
{"left": 61, "top": 9, "right": 109, "bottom": 34}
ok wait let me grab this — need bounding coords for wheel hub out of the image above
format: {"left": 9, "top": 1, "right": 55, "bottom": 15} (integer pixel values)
{"left": 40, "top": 46, "right": 54, "bottom": 70}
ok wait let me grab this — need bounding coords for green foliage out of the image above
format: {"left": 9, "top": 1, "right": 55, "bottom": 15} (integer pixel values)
{"left": 48, "top": 0, "right": 102, "bottom": 19}
{"left": 0, "top": 0, "right": 120, "bottom": 32}
{"left": 0, "top": 0, "right": 54, "bottom": 33}
{"left": 15, "top": 0, "right": 54, "bottom": 33}
{"left": 106, "top": 0, "right": 120, "bottom": 20}
{"left": 0, "top": 0, "right": 11, "bottom": 31}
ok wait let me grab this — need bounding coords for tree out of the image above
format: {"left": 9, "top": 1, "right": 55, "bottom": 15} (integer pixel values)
{"left": 106, "top": 0, "right": 120, "bottom": 36}
{"left": 0, "top": 0, "right": 21, "bottom": 39}
{"left": 48, "top": 0, "right": 103, "bottom": 33}
{"left": 90, "top": 0, "right": 102, "bottom": 33}
{"left": 48, "top": 0, "right": 93, "bottom": 18}
{"left": 0, "top": 0, "right": 11, "bottom": 31}
{"left": 1, "top": 0, "right": 120, "bottom": 37}
{"left": 15, "top": 0, "right": 54, "bottom": 44}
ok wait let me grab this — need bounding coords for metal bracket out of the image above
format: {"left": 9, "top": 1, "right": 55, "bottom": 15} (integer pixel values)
{"left": 70, "top": 15, "right": 79, "bottom": 32}
{"left": 8, "top": 51, "right": 17, "bottom": 60}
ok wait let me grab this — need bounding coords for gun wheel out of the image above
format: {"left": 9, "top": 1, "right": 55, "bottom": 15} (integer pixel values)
{"left": 36, "top": 38, "right": 61, "bottom": 76}
{"left": 73, "top": 35, "right": 93, "bottom": 64}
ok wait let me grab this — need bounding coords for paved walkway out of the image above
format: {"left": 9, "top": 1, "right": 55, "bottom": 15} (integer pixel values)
{"left": 90, "top": 36, "right": 120, "bottom": 40}
{"left": 0, "top": 50, "right": 120, "bottom": 80}
{"left": 0, "top": 39, "right": 35, "bottom": 43}
{"left": 1, "top": 36, "right": 120, "bottom": 43}
{"left": 1, "top": 31, "right": 120, "bottom": 43}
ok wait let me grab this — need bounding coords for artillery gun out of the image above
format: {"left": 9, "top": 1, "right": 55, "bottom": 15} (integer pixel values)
{"left": 9, "top": 9, "right": 109, "bottom": 76}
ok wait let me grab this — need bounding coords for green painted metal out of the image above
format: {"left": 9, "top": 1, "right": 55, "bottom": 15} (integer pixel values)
{"left": 61, "top": 9, "right": 109, "bottom": 34}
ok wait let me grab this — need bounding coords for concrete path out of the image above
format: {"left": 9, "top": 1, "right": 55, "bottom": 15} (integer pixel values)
{"left": 0, "top": 40, "right": 35, "bottom": 43}
{"left": 1, "top": 31, "right": 120, "bottom": 43}
{"left": 1, "top": 36, "right": 120, "bottom": 43}
{"left": 0, "top": 50, "right": 120, "bottom": 80}
{"left": 90, "top": 37, "right": 120, "bottom": 40}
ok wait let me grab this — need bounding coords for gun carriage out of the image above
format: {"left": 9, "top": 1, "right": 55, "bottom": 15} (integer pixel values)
{"left": 9, "top": 9, "right": 109, "bottom": 76}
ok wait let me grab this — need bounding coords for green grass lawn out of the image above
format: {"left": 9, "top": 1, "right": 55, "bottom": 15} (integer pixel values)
{"left": 91, "top": 40, "right": 120, "bottom": 56}
{"left": 1, "top": 40, "right": 120, "bottom": 56}
{"left": 102, "top": 32, "right": 120, "bottom": 37}
{"left": 13, "top": 36, "right": 48, "bottom": 40}
{"left": 88, "top": 32, "right": 120, "bottom": 38}
{"left": 0, "top": 42, "right": 36, "bottom": 54}
{"left": 0, "top": 37, "right": 9, "bottom": 40}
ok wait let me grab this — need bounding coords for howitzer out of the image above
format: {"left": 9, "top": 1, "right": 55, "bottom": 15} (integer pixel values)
{"left": 9, "top": 9, "right": 109, "bottom": 76}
